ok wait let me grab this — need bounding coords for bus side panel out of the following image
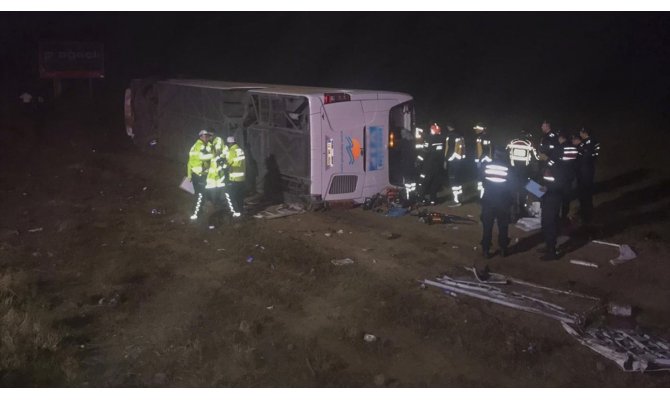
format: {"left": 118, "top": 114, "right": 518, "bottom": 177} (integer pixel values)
{"left": 320, "top": 101, "right": 365, "bottom": 202}
{"left": 309, "top": 110, "right": 323, "bottom": 199}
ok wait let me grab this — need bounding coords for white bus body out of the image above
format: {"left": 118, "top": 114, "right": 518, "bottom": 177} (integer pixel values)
{"left": 126, "top": 79, "right": 416, "bottom": 204}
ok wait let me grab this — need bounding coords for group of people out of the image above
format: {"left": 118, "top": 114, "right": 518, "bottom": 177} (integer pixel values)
{"left": 416, "top": 119, "right": 600, "bottom": 261}
{"left": 187, "top": 129, "right": 246, "bottom": 221}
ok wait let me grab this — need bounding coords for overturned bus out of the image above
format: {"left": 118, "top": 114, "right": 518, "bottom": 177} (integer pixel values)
{"left": 125, "top": 79, "right": 417, "bottom": 205}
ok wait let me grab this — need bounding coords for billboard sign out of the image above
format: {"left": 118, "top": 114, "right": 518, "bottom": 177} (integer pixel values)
{"left": 39, "top": 41, "right": 105, "bottom": 79}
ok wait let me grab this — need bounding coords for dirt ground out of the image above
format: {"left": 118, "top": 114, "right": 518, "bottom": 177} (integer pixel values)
{"left": 2, "top": 100, "right": 670, "bottom": 387}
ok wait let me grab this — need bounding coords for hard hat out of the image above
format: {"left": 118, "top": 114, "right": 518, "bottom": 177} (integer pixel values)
{"left": 198, "top": 129, "right": 212, "bottom": 137}
{"left": 473, "top": 122, "right": 486, "bottom": 131}
{"left": 430, "top": 123, "right": 441, "bottom": 135}
{"left": 226, "top": 136, "right": 236, "bottom": 144}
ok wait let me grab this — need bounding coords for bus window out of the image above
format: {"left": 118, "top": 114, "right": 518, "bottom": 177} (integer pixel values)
{"left": 388, "top": 101, "right": 416, "bottom": 186}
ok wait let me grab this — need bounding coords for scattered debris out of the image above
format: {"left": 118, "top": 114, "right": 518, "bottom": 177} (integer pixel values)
{"left": 380, "top": 231, "right": 400, "bottom": 240}
{"left": 331, "top": 258, "right": 354, "bottom": 266}
{"left": 216, "top": 248, "right": 226, "bottom": 252}
{"left": 608, "top": 302, "right": 633, "bottom": 317}
{"left": 561, "top": 323, "right": 670, "bottom": 372}
{"left": 253, "top": 203, "right": 305, "bottom": 219}
{"left": 592, "top": 240, "right": 637, "bottom": 265}
{"left": 324, "top": 232, "right": 332, "bottom": 237}
{"left": 373, "top": 373, "right": 386, "bottom": 386}
{"left": 208, "top": 225, "right": 215, "bottom": 230}
{"left": 246, "top": 256, "right": 254, "bottom": 263}
{"left": 417, "top": 210, "right": 474, "bottom": 225}
{"left": 421, "top": 274, "right": 582, "bottom": 324}
{"left": 386, "top": 207, "right": 409, "bottom": 217}
{"left": 570, "top": 259, "right": 599, "bottom": 269}
{"left": 150, "top": 208, "right": 164, "bottom": 215}
{"left": 254, "top": 244, "right": 265, "bottom": 251}
{"left": 336, "top": 229, "right": 344, "bottom": 234}
{"left": 142, "top": 186, "right": 148, "bottom": 191}
{"left": 363, "top": 333, "right": 377, "bottom": 343}
{"left": 28, "top": 227, "right": 44, "bottom": 233}
{"left": 515, "top": 217, "right": 541, "bottom": 232}
{"left": 266, "top": 305, "right": 274, "bottom": 310}
{"left": 238, "top": 320, "right": 251, "bottom": 334}
{"left": 466, "top": 267, "right": 600, "bottom": 301}
{"left": 149, "top": 139, "right": 158, "bottom": 147}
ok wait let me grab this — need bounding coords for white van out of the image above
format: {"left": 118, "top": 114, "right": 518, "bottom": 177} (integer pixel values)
{"left": 126, "top": 79, "right": 417, "bottom": 205}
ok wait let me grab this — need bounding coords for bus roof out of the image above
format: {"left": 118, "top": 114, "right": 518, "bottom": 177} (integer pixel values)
{"left": 163, "top": 79, "right": 411, "bottom": 102}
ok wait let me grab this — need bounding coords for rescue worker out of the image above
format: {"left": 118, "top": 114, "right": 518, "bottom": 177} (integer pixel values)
{"left": 187, "top": 130, "right": 215, "bottom": 220}
{"left": 473, "top": 122, "right": 493, "bottom": 198}
{"left": 539, "top": 162, "right": 565, "bottom": 261}
{"left": 506, "top": 130, "right": 538, "bottom": 221}
{"left": 575, "top": 127, "right": 600, "bottom": 223}
{"left": 555, "top": 132, "right": 578, "bottom": 220}
{"left": 420, "top": 123, "right": 445, "bottom": 205}
{"left": 479, "top": 150, "right": 514, "bottom": 258}
{"left": 537, "top": 120, "right": 559, "bottom": 176}
{"left": 444, "top": 122, "right": 465, "bottom": 207}
{"left": 205, "top": 133, "right": 229, "bottom": 214}
{"left": 414, "top": 127, "right": 427, "bottom": 198}
{"left": 225, "top": 136, "right": 246, "bottom": 218}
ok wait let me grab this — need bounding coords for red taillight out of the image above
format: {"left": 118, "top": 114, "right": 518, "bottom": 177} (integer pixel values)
{"left": 389, "top": 131, "right": 395, "bottom": 148}
{"left": 324, "top": 93, "right": 351, "bottom": 104}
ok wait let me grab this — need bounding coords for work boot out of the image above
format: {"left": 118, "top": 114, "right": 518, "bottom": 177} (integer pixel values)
{"left": 446, "top": 200, "right": 462, "bottom": 208}
{"left": 482, "top": 247, "right": 492, "bottom": 259}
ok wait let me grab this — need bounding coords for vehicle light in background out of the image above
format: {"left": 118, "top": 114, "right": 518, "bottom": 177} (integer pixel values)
{"left": 324, "top": 93, "right": 351, "bottom": 104}
{"left": 415, "top": 127, "right": 423, "bottom": 139}
{"left": 389, "top": 131, "right": 395, "bottom": 148}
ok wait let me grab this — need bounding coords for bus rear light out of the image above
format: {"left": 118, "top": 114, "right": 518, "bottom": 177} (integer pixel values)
{"left": 389, "top": 131, "right": 395, "bottom": 148}
{"left": 324, "top": 93, "right": 351, "bottom": 104}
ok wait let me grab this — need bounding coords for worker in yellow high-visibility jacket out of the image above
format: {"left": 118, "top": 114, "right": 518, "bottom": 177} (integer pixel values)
{"left": 205, "top": 134, "right": 229, "bottom": 215}
{"left": 224, "top": 136, "right": 245, "bottom": 218}
{"left": 187, "top": 130, "right": 214, "bottom": 220}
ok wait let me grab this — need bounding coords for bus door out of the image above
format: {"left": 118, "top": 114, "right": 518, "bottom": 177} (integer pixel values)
{"left": 321, "top": 100, "right": 365, "bottom": 201}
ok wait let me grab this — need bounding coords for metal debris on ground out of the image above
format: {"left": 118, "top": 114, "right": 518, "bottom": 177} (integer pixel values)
{"left": 417, "top": 210, "right": 475, "bottom": 225}
{"left": 331, "top": 258, "right": 354, "bottom": 266}
{"left": 380, "top": 231, "right": 400, "bottom": 240}
{"left": 592, "top": 240, "right": 637, "bottom": 265}
{"left": 363, "top": 333, "right": 377, "bottom": 343}
{"left": 386, "top": 207, "right": 409, "bottom": 217}
{"left": 246, "top": 256, "right": 254, "bottom": 263}
{"left": 28, "top": 227, "right": 44, "bottom": 233}
{"left": 607, "top": 302, "right": 633, "bottom": 317}
{"left": 421, "top": 274, "right": 581, "bottom": 324}
{"left": 570, "top": 259, "right": 599, "bottom": 269}
{"left": 515, "top": 217, "right": 541, "bottom": 232}
{"left": 561, "top": 323, "right": 670, "bottom": 372}
{"left": 253, "top": 203, "right": 305, "bottom": 219}
{"left": 465, "top": 266, "right": 600, "bottom": 301}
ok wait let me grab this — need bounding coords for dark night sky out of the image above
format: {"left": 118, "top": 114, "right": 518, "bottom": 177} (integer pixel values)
{"left": 1, "top": 12, "right": 669, "bottom": 132}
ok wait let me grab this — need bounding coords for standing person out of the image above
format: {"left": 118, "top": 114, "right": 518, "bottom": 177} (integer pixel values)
{"left": 555, "top": 132, "right": 578, "bottom": 220}
{"left": 205, "top": 133, "right": 229, "bottom": 215}
{"left": 444, "top": 122, "right": 465, "bottom": 207}
{"left": 479, "top": 150, "right": 514, "bottom": 258}
{"left": 420, "top": 123, "right": 445, "bottom": 205}
{"left": 506, "top": 130, "right": 538, "bottom": 221}
{"left": 225, "top": 136, "right": 246, "bottom": 218}
{"left": 537, "top": 120, "right": 559, "bottom": 176}
{"left": 575, "top": 127, "right": 600, "bottom": 224}
{"left": 539, "top": 163, "right": 565, "bottom": 261}
{"left": 473, "top": 122, "right": 493, "bottom": 198}
{"left": 187, "top": 130, "right": 215, "bottom": 221}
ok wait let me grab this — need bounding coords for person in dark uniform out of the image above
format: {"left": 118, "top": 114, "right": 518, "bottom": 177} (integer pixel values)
{"left": 473, "top": 122, "right": 493, "bottom": 199}
{"left": 574, "top": 127, "right": 600, "bottom": 224}
{"left": 444, "top": 122, "right": 465, "bottom": 207}
{"left": 479, "top": 150, "right": 514, "bottom": 258}
{"left": 539, "top": 162, "right": 565, "bottom": 261}
{"left": 555, "top": 132, "right": 578, "bottom": 220}
{"left": 420, "top": 123, "right": 445, "bottom": 205}
{"left": 537, "top": 120, "right": 559, "bottom": 179}
{"left": 506, "top": 130, "right": 538, "bottom": 221}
